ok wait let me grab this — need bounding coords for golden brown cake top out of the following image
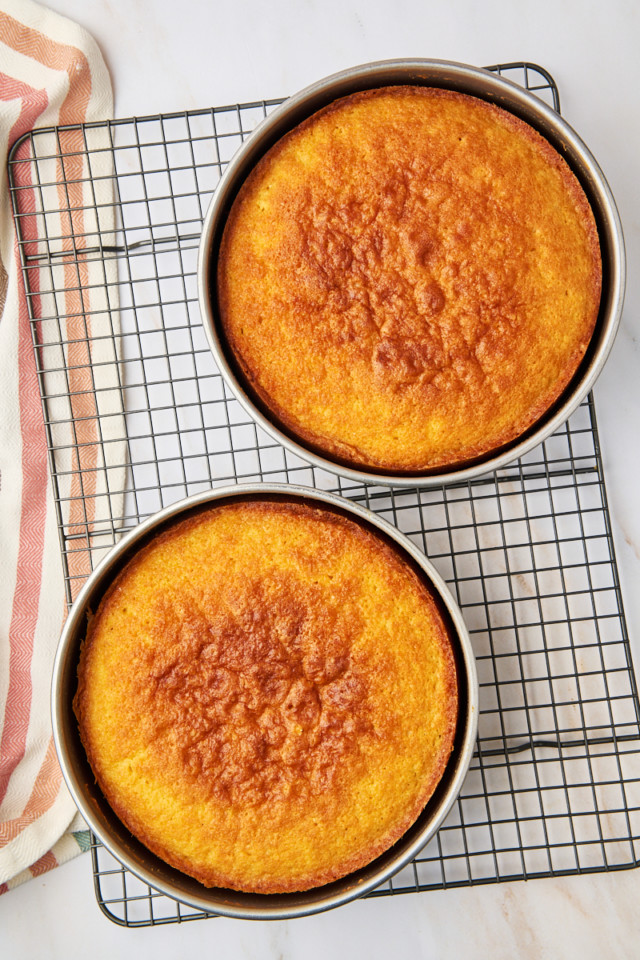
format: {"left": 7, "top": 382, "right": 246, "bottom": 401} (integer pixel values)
{"left": 217, "top": 86, "right": 602, "bottom": 474}
{"left": 74, "top": 498, "right": 458, "bottom": 893}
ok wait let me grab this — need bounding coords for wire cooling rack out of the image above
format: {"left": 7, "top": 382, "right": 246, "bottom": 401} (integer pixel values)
{"left": 8, "top": 63, "right": 640, "bottom": 926}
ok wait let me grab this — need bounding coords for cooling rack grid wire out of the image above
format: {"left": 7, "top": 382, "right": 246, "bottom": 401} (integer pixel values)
{"left": 8, "top": 62, "right": 640, "bottom": 927}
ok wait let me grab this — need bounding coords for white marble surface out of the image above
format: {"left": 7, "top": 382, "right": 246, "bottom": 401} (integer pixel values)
{"left": 3, "top": 0, "right": 640, "bottom": 956}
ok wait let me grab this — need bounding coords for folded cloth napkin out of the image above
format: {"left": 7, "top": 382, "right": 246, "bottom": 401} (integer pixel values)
{"left": 0, "top": 0, "right": 114, "bottom": 891}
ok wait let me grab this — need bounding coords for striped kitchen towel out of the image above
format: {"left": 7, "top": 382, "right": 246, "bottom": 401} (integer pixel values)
{"left": 0, "top": 0, "right": 122, "bottom": 890}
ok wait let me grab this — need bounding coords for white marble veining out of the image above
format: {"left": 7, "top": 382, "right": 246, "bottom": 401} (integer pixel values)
{"left": 2, "top": 1, "right": 640, "bottom": 956}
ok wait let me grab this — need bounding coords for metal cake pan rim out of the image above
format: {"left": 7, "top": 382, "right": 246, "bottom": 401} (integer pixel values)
{"left": 52, "top": 482, "right": 478, "bottom": 921}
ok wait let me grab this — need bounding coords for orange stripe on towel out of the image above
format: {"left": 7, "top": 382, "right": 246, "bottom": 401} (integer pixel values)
{"left": 29, "top": 849, "right": 59, "bottom": 877}
{"left": 0, "top": 11, "right": 101, "bottom": 595}
{"left": 0, "top": 739, "right": 63, "bottom": 844}
{"left": 0, "top": 77, "right": 52, "bottom": 808}
{"left": 0, "top": 16, "right": 97, "bottom": 817}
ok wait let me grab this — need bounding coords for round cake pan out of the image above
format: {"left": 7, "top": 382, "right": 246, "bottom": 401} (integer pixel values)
{"left": 52, "top": 483, "right": 477, "bottom": 921}
{"left": 197, "top": 58, "right": 625, "bottom": 488}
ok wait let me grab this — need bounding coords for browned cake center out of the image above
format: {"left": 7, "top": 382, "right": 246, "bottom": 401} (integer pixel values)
{"left": 141, "top": 571, "right": 375, "bottom": 808}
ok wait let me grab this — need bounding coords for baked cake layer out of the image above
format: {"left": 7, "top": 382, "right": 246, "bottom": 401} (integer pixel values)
{"left": 75, "top": 498, "right": 458, "bottom": 893}
{"left": 218, "top": 86, "right": 602, "bottom": 473}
